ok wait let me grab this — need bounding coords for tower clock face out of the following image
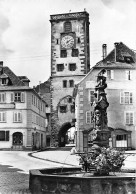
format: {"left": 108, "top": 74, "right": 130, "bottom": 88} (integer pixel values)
{"left": 61, "top": 35, "right": 75, "bottom": 49}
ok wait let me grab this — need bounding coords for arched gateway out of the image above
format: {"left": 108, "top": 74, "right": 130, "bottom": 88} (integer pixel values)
{"left": 58, "top": 122, "right": 72, "bottom": 147}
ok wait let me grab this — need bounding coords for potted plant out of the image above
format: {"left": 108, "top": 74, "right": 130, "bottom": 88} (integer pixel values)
{"left": 79, "top": 147, "right": 126, "bottom": 175}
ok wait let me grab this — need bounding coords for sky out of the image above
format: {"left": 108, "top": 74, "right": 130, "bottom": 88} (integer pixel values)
{"left": 0, "top": 0, "right": 136, "bottom": 87}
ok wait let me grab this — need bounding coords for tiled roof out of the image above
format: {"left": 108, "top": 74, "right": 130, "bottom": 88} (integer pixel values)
{"left": 35, "top": 79, "right": 50, "bottom": 106}
{"left": 3, "top": 66, "right": 25, "bottom": 86}
{"left": 0, "top": 86, "right": 31, "bottom": 91}
{"left": 95, "top": 42, "right": 136, "bottom": 69}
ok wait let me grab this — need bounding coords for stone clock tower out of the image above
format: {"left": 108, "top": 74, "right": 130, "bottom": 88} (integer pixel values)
{"left": 50, "top": 11, "right": 90, "bottom": 146}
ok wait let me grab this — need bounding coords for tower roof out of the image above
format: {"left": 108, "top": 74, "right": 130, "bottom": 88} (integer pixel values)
{"left": 50, "top": 11, "right": 89, "bottom": 22}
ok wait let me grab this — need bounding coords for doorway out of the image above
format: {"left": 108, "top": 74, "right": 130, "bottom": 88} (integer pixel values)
{"left": 13, "top": 132, "right": 23, "bottom": 145}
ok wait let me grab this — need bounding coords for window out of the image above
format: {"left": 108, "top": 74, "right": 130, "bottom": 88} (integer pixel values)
{"left": 68, "top": 97, "right": 72, "bottom": 103}
{"left": 125, "top": 112, "right": 134, "bottom": 125}
{"left": 13, "top": 112, "right": 22, "bottom": 122}
{"left": 116, "top": 134, "right": 127, "bottom": 141}
{"left": 32, "top": 95, "right": 33, "bottom": 105}
{"left": 126, "top": 70, "right": 131, "bottom": 80}
{"left": 107, "top": 70, "right": 114, "bottom": 79}
{"left": 60, "top": 105, "right": 67, "bottom": 113}
{"left": 120, "top": 92, "right": 133, "bottom": 104}
{"left": 70, "top": 105, "right": 75, "bottom": 113}
{"left": 86, "top": 111, "right": 91, "bottom": 124}
{"left": 0, "top": 93, "right": 6, "bottom": 103}
{"left": 77, "top": 37, "right": 80, "bottom": 44}
{"left": 63, "top": 80, "right": 67, "bottom": 88}
{"left": 124, "top": 56, "right": 134, "bottom": 63}
{"left": 0, "top": 112, "right": 6, "bottom": 122}
{"left": 11, "top": 92, "right": 25, "bottom": 102}
{"left": 57, "top": 64, "right": 64, "bottom": 72}
{"left": 60, "top": 50, "right": 67, "bottom": 58}
{"left": 2, "top": 78, "right": 7, "bottom": 85}
{"left": 64, "top": 21, "right": 72, "bottom": 33}
{"left": 56, "top": 39, "right": 59, "bottom": 44}
{"left": 89, "top": 90, "right": 95, "bottom": 103}
{"left": 69, "top": 63, "right": 76, "bottom": 71}
{"left": 69, "top": 80, "right": 74, "bottom": 87}
{"left": 72, "top": 49, "right": 79, "bottom": 57}
{"left": 15, "top": 93, "right": 21, "bottom": 102}
{"left": 0, "top": 131, "right": 9, "bottom": 141}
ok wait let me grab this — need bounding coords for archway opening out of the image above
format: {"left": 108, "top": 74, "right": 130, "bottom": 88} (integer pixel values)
{"left": 58, "top": 122, "right": 72, "bottom": 147}
{"left": 13, "top": 132, "right": 23, "bottom": 145}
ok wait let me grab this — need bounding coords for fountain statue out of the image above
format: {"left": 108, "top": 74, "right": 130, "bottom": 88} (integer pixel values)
{"left": 91, "top": 69, "right": 110, "bottom": 149}
{"left": 29, "top": 69, "right": 135, "bottom": 194}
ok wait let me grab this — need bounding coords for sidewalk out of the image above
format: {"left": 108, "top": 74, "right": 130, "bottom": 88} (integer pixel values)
{"left": 32, "top": 148, "right": 80, "bottom": 166}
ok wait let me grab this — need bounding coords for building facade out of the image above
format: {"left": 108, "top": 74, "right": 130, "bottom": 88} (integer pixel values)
{"left": 35, "top": 80, "right": 51, "bottom": 147}
{"left": 0, "top": 62, "right": 47, "bottom": 150}
{"left": 50, "top": 11, "right": 90, "bottom": 146}
{"left": 74, "top": 42, "right": 136, "bottom": 152}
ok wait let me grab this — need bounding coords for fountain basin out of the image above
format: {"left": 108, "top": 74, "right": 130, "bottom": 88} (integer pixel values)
{"left": 29, "top": 167, "right": 136, "bottom": 194}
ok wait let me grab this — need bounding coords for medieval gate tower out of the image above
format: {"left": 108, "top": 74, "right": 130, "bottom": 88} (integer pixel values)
{"left": 50, "top": 11, "right": 90, "bottom": 146}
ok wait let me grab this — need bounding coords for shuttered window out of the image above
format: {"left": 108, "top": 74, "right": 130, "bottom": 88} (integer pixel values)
{"left": 0, "top": 112, "right": 6, "bottom": 122}
{"left": 86, "top": 111, "right": 91, "bottom": 124}
{"left": 125, "top": 112, "right": 134, "bottom": 125}
{"left": 0, "top": 93, "right": 6, "bottom": 103}
{"left": 88, "top": 90, "right": 95, "bottom": 103}
{"left": 120, "top": 92, "right": 133, "bottom": 104}
{"left": 107, "top": 70, "right": 114, "bottom": 79}
{"left": 64, "top": 21, "right": 72, "bottom": 33}
{"left": 126, "top": 70, "right": 132, "bottom": 80}
{"left": 13, "top": 112, "right": 22, "bottom": 122}
{"left": 11, "top": 92, "right": 25, "bottom": 102}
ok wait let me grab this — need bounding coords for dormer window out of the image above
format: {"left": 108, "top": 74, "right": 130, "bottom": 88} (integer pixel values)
{"left": 0, "top": 73, "right": 9, "bottom": 86}
{"left": 2, "top": 78, "right": 6, "bottom": 85}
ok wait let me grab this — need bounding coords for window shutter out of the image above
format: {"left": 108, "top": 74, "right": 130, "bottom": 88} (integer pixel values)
{"left": 3, "top": 93, "right": 6, "bottom": 102}
{"left": 126, "top": 112, "right": 129, "bottom": 124}
{"left": 89, "top": 90, "right": 94, "bottom": 103}
{"left": 3, "top": 112, "right": 6, "bottom": 122}
{"left": 111, "top": 70, "right": 114, "bottom": 79}
{"left": 86, "top": 111, "right": 91, "bottom": 124}
{"left": 130, "top": 71, "right": 132, "bottom": 80}
{"left": 21, "top": 92, "right": 25, "bottom": 102}
{"left": 6, "top": 131, "right": 9, "bottom": 141}
{"left": 13, "top": 112, "right": 17, "bottom": 122}
{"left": 129, "top": 92, "right": 133, "bottom": 104}
{"left": 18, "top": 112, "right": 22, "bottom": 122}
{"left": 130, "top": 113, "right": 133, "bottom": 124}
{"left": 120, "top": 92, "right": 124, "bottom": 104}
{"left": 11, "top": 93, "right": 14, "bottom": 102}
{"left": 125, "top": 70, "right": 129, "bottom": 80}
{"left": 91, "top": 111, "right": 93, "bottom": 123}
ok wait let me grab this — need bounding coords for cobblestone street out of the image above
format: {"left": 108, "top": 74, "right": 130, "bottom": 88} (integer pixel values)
{"left": 0, "top": 164, "right": 31, "bottom": 194}
{"left": 0, "top": 150, "right": 72, "bottom": 194}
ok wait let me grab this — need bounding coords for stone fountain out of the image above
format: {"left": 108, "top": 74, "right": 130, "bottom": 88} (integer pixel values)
{"left": 29, "top": 69, "right": 136, "bottom": 194}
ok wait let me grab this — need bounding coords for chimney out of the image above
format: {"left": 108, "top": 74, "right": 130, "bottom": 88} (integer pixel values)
{"left": 0, "top": 61, "right": 3, "bottom": 68}
{"left": 102, "top": 44, "right": 107, "bottom": 60}
{"left": 114, "top": 42, "right": 119, "bottom": 62}
{"left": 0, "top": 61, "right": 3, "bottom": 74}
